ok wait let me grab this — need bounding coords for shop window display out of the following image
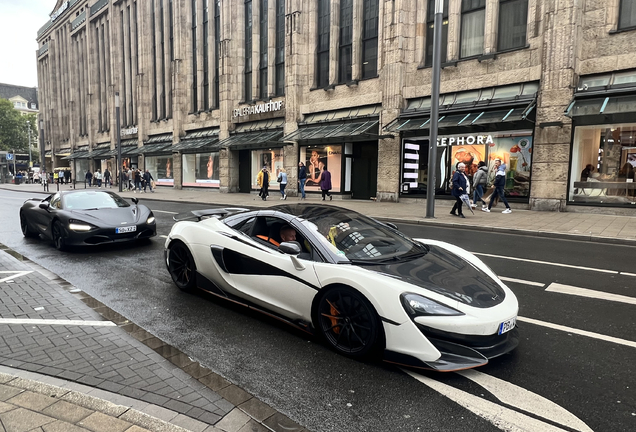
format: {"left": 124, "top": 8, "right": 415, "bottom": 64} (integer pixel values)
{"left": 145, "top": 156, "right": 174, "bottom": 185}
{"left": 182, "top": 153, "right": 220, "bottom": 187}
{"left": 251, "top": 149, "right": 284, "bottom": 189}
{"left": 74, "top": 159, "right": 89, "bottom": 181}
{"left": 569, "top": 124, "right": 636, "bottom": 205}
{"left": 299, "top": 145, "right": 342, "bottom": 192}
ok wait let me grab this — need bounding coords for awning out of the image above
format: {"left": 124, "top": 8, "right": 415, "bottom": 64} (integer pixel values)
{"left": 220, "top": 118, "right": 285, "bottom": 150}
{"left": 104, "top": 139, "right": 138, "bottom": 157}
{"left": 55, "top": 148, "right": 72, "bottom": 157}
{"left": 281, "top": 120, "right": 379, "bottom": 143}
{"left": 565, "top": 94, "right": 636, "bottom": 117}
{"left": 131, "top": 142, "right": 174, "bottom": 156}
{"left": 90, "top": 148, "right": 112, "bottom": 158}
{"left": 172, "top": 128, "right": 220, "bottom": 153}
{"left": 144, "top": 133, "right": 173, "bottom": 144}
{"left": 63, "top": 146, "right": 90, "bottom": 160}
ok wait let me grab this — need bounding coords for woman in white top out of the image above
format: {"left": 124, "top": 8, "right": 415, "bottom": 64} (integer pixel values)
{"left": 278, "top": 168, "right": 288, "bottom": 200}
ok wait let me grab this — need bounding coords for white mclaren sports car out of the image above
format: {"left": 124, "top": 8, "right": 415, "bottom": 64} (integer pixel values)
{"left": 165, "top": 205, "right": 519, "bottom": 371}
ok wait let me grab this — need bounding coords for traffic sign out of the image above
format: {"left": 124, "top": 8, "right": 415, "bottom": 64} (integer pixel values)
{"left": 6, "top": 153, "right": 13, "bottom": 161}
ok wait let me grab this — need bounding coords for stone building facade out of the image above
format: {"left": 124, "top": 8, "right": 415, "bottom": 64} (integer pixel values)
{"left": 36, "top": 0, "right": 636, "bottom": 213}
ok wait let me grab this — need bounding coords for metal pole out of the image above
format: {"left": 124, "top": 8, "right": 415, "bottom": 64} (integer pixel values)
{"left": 27, "top": 120, "right": 32, "bottom": 167}
{"left": 12, "top": 149, "right": 16, "bottom": 178}
{"left": 39, "top": 119, "right": 45, "bottom": 168}
{"left": 115, "top": 92, "right": 122, "bottom": 192}
{"left": 426, "top": 0, "right": 444, "bottom": 218}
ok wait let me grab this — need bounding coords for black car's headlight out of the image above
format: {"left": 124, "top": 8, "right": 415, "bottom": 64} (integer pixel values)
{"left": 400, "top": 293, "right": 464, "bottom": 317}
{"left": 68, "top": 219, "right": 97, "bottom": 232}
{"left": 146, "top": 215, "right": 156, "bottom": 224}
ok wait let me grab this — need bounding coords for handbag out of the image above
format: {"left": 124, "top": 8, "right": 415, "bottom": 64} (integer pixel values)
{"left": 277, "top": 174, "right": 282, "bottom": 183}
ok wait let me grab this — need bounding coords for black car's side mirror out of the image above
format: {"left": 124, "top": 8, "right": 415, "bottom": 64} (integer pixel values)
{"left": 385, "top": 222, "right": 398, "bottom": 230}
{"left": 39, "top": 202, "right": 49, "bottom": 210}
{"left": 279, "top": 241, "right": 301, "bottom": 255}
{"left": 131, "top": 197, "right": 139, "bottom": 204}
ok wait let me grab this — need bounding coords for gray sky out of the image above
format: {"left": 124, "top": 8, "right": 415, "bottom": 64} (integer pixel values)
{"left": 0, "top": 0, "right": 53, "bottom": 88}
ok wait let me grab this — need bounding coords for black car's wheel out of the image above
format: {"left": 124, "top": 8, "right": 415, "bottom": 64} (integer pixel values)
{"left": 316, "top": 286, "right": 383, "bottom": 358}
{"left": 167, "top": 241, "right": 197, "bottom": 291}
{"left": 20, "top": 212, "right": 38, "bottom": 238}
{"left": 52, "top": 221, "right": 67, "bottom": 251}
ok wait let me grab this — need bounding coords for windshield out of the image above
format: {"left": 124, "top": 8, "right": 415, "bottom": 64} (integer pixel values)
{"left": 63, "top": 191, "right": 130, "bottom": 210}
{"left": 298, "top": 209, "right": 426, "bottom": 263}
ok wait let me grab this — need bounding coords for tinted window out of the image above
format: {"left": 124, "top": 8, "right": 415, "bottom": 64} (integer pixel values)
{"left": 63, "top": 191, "right": 130, "bottom": 210}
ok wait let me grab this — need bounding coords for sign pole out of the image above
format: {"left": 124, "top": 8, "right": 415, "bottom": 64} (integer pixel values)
{"left": 115, "top": 92, "right": 122, "bottom": 192}
{"left": 426, "top": 0, "right": 444, "bottom": 219}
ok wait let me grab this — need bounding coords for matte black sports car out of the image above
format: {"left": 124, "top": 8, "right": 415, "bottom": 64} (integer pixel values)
{"left": 20, "top": 190, "right": 156, "bottom": 250}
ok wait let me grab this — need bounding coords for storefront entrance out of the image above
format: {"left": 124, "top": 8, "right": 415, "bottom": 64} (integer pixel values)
{"left": 351, "top": 142, "right": 378, "bottom": 200}
{"left": 238, "top": 150, "right": 251, "bottom": 193}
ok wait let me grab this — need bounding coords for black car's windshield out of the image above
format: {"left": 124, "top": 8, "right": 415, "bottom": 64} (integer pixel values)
{"left": 63, "top": 191, "right": 130, "bottom": 210}
{"left": 298, "top": 209, "right": 426, "bottom": 263}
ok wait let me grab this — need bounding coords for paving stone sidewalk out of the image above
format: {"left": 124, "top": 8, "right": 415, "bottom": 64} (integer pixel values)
{"left": 0, "top": 246, "right": 308, "bottom": 432}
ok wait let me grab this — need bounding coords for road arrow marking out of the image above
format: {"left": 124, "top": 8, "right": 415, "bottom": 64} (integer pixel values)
{"left": 545, "top": 283, "right": 636, "bottom": 305}
{"left": 0, "top": 271, "right": 33, "bottom": 283}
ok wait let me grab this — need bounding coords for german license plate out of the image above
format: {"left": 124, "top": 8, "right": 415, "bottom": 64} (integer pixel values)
{"left": 116, "top": 226, "right": 137, "bottom": 234}
{"left": 498, "top": 317, "right": 516, "bottom": 335}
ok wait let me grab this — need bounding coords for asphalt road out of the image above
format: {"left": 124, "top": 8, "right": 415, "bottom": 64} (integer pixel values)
{"left": 0, "top": 189, "right": 634, "bottom": 432}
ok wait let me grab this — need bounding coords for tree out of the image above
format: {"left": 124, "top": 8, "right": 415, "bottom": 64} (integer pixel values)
{"left": 0, "top": 98, "right": 30, "bottom": 153}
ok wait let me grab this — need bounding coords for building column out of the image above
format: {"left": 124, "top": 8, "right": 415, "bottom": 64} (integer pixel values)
{"left": 267, "top": 0, "right": 276, "bottom": 96}
{"left": 447, "top": 0, "right": 462, "bottom": 61}
{"left": 484, "top": 0, "right": 499, "bottom": 54}
{"left": 328, "top": 0, "right": 340, "bottom": 85}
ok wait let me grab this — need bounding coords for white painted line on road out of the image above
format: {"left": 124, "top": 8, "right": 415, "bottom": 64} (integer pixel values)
{"left": 0, "top": 271, "right": 33, "bottom": 283}
{"left": 545, "top": 283, "right": 636, "bottom": 305}
{"left": 0, "top": 319, "right": 116, "bottom": 327}
{"left": 152, "top": 210, "right": 179, "bottom": 214}
{"left": 159, "top": 235, "right": 169, "bottom": 239}
{"left": 458, "top": 369, "right": 594, "bottom": 432}
{"left": 404, "top": 370, "right": 576, "bottom": 432}
{"left": 474, "top": 252, "right": 618, "bottom": 274}
{"left": 518, "top": 316, "right": 636, "bottom": 349}
{"left": 620, "top": 272, "right": 636, "bottom": 277}
{"left": 499, "top": 276, "right": 545, "bottom": 287}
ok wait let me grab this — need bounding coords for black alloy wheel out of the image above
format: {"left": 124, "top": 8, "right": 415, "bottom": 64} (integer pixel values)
{"left": 52, "top": 221, "right": 66, "bottom": 251}
{"left": 20, "top": 213, "right": 37, "bottom": 238}
{"left": 317, "top": 287, "right": 382, "bottom": 357}
{"left": 167, "top": 242, "right": 197, "bottom": 291}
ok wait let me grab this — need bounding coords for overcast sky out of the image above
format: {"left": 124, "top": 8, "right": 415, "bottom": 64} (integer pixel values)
{"left": 0, "top": 0, "right": 52, "bottom": 88}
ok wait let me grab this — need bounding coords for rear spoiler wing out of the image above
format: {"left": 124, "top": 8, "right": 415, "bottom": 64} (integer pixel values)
{"left": 173, "top": 207, "right": 249, "bottom": 222}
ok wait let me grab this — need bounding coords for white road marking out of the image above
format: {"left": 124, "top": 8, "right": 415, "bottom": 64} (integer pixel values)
{"left": 0, "top": 271, "right": 33, "bottom": 283}
{"left": 499, "top": 276, "right": 545, "bottom": 287}
{"left": 0, "top": 319, "right": 116, "bottom": 327}
{"left": 458, "top": 369, "right": 594, "bottom": 432}
{"left": 473, "top": 252, "right": 618, "bottom": 274}
{"left": 152, "top": 210, "right": 179, "bottom": 214}
{"left": 621, "top": 272, "right": 636, "bottom": 277}
{"left": 159, "top": 235, "right": 169, "bottom": 239}
{"left": 404, "top": 370, "right": 577, "bottom": 432}
{"left": 518, "top": 316, "right": 636, "bottom": 349}
{"left": 545, "top": 283, "right": 636, "bottom": 305}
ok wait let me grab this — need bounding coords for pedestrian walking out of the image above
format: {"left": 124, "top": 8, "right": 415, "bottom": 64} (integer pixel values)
{"left": 59, "top": 169, "right": 66, "bottom": 184}
{"left": 257, "top": 166, "right": 270, "bottom": 201}
{"left": 277, "top": 168, "right": 288, "bottom": 200}
{"left": 65, "top": 169, "right": 71, "bottom": 185}
{"left": 320, "top": 167, "right": 332, "bottom": 201}
{"left": 143, "top": 169, "right": 154, "bottom": 193}
{"left": 298, "top": 162, "right": 307, "bottom": 200}
{"left": 120, "top": 166, "right": 128, "bottom": 191}
{"left": 450, "top": 162, "right": 469, "bottom": 218}
{"left": 471, "top": 161, "right": 488, "bottom": 209}
{"left": 482, "top": 159, "right": 512, "bottom": 214}
{"left": 95, "top": 169, "right": 102, "bottom": 188}
{"left": 127, "top": 168, "right": 134, "bottom": 191}
{"left": 103, "top": 168, "right": 111, "bottom": 188}
{"left": 85, "top": 170, "right": 93, "bottom": 187}
{"left": 133, "top": 169, "right": 142, "bottom": 193}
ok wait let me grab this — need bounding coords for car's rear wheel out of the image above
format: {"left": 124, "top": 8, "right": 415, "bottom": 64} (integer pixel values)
{"left": 316, "top": 286, "right": 383, "bottom": 358}
{"left": 52, "top": 221, "right": 66, "bottom": 251}
{"left": 167, "top": 242, "right": 197, "bottom": 291}
{"left": 20, "top": 212, "right": 38, "bottom": 238}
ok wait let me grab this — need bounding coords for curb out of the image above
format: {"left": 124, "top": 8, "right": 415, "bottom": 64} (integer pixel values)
{"left": 3, "top": 185, "right": 635, "bottom": 247}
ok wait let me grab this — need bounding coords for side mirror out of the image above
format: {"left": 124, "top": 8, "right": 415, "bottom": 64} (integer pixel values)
{"left": 39, "top": 202, "right": 49, "bottom": 210}
{"left": 279, "top": 241, "right": 301, "bottom": 255}
{"left": 131, "top": 197, "right": 139, "bottom": 204}
{"left": 385, "top": 222, "right": 398, "bottom": 230}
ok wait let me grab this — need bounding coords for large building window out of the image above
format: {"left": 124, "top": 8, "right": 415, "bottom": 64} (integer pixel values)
{"left": 362, "top": 0, "right": 379, "bottom": 79}
{"left": 338, "top": 0, "right": 353, "bottom": 83}
{"left": 619, "top": 0, "right": 636, "bottom": 30}
{"left": 461, "top": 0, "right": 485, "bottom": 58}
{"left": 214, "top": 0, "right": 220, "bottom": 106}
{"left": 498, "top": 0, "right": 528, "bottom": 51}
{"left": 274, "top": 0, "right": 285, "bottom": 95}
{"left": 259, "top": 0, "right": 268, "bottom": 99}
{"left": 191, "top": 0, "right": 198, "bottom": 112}
{"left": 203, "top": 0, "right": 210, "bottom": 110}
{"left": 245, "top": 0, "right": 253, "bottom": 101}
{"left": 424, "top": 0, "right": 448, "bottom": 67}
{"left": 316, "top": 0, "right": 330, "bottom": 88}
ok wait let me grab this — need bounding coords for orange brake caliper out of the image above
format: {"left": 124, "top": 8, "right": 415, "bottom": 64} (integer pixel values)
{"left": 329, "top": 301, "right": 340, "bottom": 334}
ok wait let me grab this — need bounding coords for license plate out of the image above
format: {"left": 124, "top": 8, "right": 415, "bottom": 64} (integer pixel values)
{"left": 116, "top": 226, "right": 137, "bottom": 234}
{"left": 498, "top": 317, "right": 516, "bottom": 335}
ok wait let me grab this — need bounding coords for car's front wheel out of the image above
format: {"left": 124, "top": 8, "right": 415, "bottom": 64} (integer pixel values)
{"left": 316, "top": 286, "right": 383, "bottom": 358}
{"left": 167, "top": 241, "right": 197, "bottom": 291}
{"left": 20, "top": 212, "right": 38, "bottom": 238}
{"left": 52, "top": 221, "right": 66, "bottom": 251}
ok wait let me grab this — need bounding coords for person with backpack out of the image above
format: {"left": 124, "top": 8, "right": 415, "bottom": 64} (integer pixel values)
{"left": 471, "top": 161, "right": 488, "bottom": 209}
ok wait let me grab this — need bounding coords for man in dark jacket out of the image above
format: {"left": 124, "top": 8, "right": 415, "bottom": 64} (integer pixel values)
{"left": 143, "top": 169, "right": 154, "bottom": 193}
{"left": 482, "top": 159, "right": 512, "bottom": 214}
{"left": 298, "top": 162, "right": 307, "bottom": 200}
{"left": 85, "top": 170, "right": 93, "bottom": 187}
{"left": 103, "top": 168, "right": 111, "bottom": 188}
{"left": 450, "top": 162, "right": 468, "bottom": 218}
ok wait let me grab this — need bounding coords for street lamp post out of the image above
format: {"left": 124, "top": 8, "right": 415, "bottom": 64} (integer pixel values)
{"left": 26, "top": 120, "right": 32, "bottom": 167}
{"left": 115, "top": 91, "right": 122, "bottom": 192}
{"left": 426, "top": 0, "right": 444, "bottom": 219}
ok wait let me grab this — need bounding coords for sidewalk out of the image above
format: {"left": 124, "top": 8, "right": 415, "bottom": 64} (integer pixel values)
{"left": 0, "top": 245, "right": 308, "bottom": 432}
{"left": 3, "top": 182, "right": 636, "bottom": 246}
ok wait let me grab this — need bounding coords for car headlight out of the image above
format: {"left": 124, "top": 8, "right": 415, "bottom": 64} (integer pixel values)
{"left": 400, "top": 293, "right": 464, "bottom": 317}
{"left": 68, "top": 219, "right": 94, "bottom": 231}
{"left": 146, "top": 216, "right": 155, "bottom": 224}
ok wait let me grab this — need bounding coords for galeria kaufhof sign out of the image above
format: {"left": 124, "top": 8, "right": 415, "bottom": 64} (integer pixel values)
{"left": 233, "top": 101, "right": 283, "bottom": 118}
